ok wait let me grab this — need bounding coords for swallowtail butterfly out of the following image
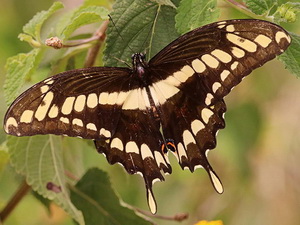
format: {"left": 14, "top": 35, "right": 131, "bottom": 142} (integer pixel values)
{"left": 4, "top": 19, "right": 291, "bottom": 214}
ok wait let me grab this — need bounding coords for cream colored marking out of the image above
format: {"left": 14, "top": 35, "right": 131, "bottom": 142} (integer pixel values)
{"left": 152, "top": 178, "right": 160, "bottom": 185}
{"left": 181, "top": 65, "right": 194, "bottom": 77}
{"left": 135, "top": 88, "right": 146, "bottom": 110}
{"left": 226, "top": 33, "right": 257, "bottom": 52}
{"left": 35, "top": 92, "right": 54, "bottom": 121}
{"left": 201, "top": 54, "right": 219, "bottom": 68}
{"left": 40, "top": 85, "right": 49, "bottom": 94}
{"left": 202, "top": 108, "right": 214, "bottom": 124}
{"left": 20, "top": 110, "right": 34, "bottom": 123}
{"left": 192, "top": 59, "right": 206, "bottom": 73}
{"left": 141, "top": 144, "right": 154, "bottom": 159}
{"left": 212, "top": 82, "right": 222, "bottom": 93}
{"left": 107, "top": 92, "right": 118, "bottom": 105}
{"left": 191, "top": 119, "right": 205, "bottom": 136}
{"left": 60, "top": 117, "right": 69, "bottom": 124}
{"left": 122, "top": 89, "right": 139, "bottom": 110}
{"left": 209, "top": 170, "right": 224, "bottom": 194}
{"left": 111, "top": 138, "right": 124, "bottom": 151}
{"left": 125, "top": 141, "right": 139, "bottom": 154}
{"left": 147, "top": 189, "right": 157, "bottom": 214}
{"left": 141, "top": 88, "right": 151, "bottom": 108}
{"left": 44, "top": 78, "right": 53, "bottom": 83}
{"left": 154, "top": 151, "right": 167, "bottom": 167}
{"left": 254, "top": 34, "right": 272, "bottom": 47}
{"left": 72, "top": 118, "right": 83, "bottom": 127}
{"left": 74, "top": 95, "right": 86, "bottom": 112}
{"left": 217, "top": 21, "right": 226, "bottom": 25}
{"left": 46, "top": 80, "right": 54, "bottom": 85}
{"left": 231, "top": 47, "right": 245, "bottom": 58}
{"left": 99, "top": 92, "right": 109, "bottom": 104}
{"left": 153, "top": 81, "right": 180, "bottom": 100}
{"left": 220, "top": 70, "right": 230, "bottom": 81}
{"left": 165, "top": 75, "right": 181, "bottom": 86}
{"left": 87, "top": 93, "right": 98, "bottom": 108}
{"left": 116, "top": 91, "right": 129, "bottom": 105}
{"left": 177, "top": 142, "right": 187, "bottom": 162}
{"left": 211, "top": 49, "right": 232, "bottom": 63}
{"left": 275, "top": 31, "right": 291, "bottom": 44}
{"left": 231, "top": 61, "right": 239, "bottom": 70}
{"left": 48, "top": 105, "right": 59, "bottom": 118}
{"left": 205, "top": 93, "right": 214, "bottom": 105}
{"left": 100, "top": 128, "right": 111, "bottom": 138}
{"left": 183, "top": 130, "right": 196, "bottom": 148}
{"left": 138, "top": 88, "right": 147, "bottom": 110}
{"left": 151, "top": 85, "right": 166, "bottom": 105}
{"left": 226, "top": 24, "right": 235, "bottom": 32}
{"left": 173, "top": 71, "right": 189, "bottom": 83}
{"left": 86, "top": 123, "right": 97, "bottom": 131}
{"left": 62, "top": 97, "right": 75, "bottom": 115}
{"left": 5, "top": 117, "right": 18, "bottom": 132}
{"left": 194, "top": 165, "right": 204, "bottom": 170}
{"left": 149, "top": 86, "right": 160, "bottom": 106}
{"left": 218, "top": 24, "right": 226, "bottom": 29}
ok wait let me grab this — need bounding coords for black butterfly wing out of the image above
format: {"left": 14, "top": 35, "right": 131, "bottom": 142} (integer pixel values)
{"left": 4, "top": 67, "right": 134, "bottom": 139}
{"left": 147, "top": 19, "right": 291, "bottom": 192}
{"left": 4, "top": 66, "right": 170, "bottom": 214}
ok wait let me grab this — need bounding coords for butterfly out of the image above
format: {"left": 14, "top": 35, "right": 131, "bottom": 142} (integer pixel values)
{"left": 3, "top": 19, "right": 291, "bottom": 214}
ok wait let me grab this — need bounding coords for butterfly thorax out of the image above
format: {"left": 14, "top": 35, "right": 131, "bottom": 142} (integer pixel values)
{"left": 132, "top": 53, "right": 149, "bottom": 84}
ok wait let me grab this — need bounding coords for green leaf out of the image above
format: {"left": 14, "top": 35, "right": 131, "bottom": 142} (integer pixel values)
{"left": 4, "top": 48, "right": 44, "bottom": 106}
{"left": 70, "top": 168, "right": 151, "bottom": 225}
{"left": 175, "top": 0, "right": 220, "bottom": 34}
{"left": 104, "top": 0, "right": 180, "bottom": 67}
{"left": 274, "top": 2, "right": 300, "bottom": 23}
{"left": 7, "top": 135, "right": 84, "bottom": 224}
{"left": 244, "top": 0, "right": 276, "bottom": 15}
{"left": 23, "top": 1, "right": 64, "bottom": 42}
{"left": 58, "top": 6, "right": 109, "bottom": 40}
{"left": 278, "top": 33, "right": 300, "bottom": 78}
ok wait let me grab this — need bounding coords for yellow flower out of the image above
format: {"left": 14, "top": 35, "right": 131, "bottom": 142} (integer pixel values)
{"left": 194, "top": 220, "right": 223, "bottom": 225}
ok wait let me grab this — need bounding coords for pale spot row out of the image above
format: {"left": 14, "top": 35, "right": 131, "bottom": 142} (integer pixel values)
{"left": 201, "top": 108, "right": 214, "bottom": 124}
{"left": 20, "top": 110, "right": 34, "bottom": 123}
{"left": 100, "top": 128, "right": 111, "bottom": 138}
{"left": 275, "top": 31, "right": 291, "bottom": 45}
{"left": 35, "top": 91, "right": 54, "bottom": 121}
{"left": 220, "top": 70, "right": 230, "bottom": 81}
{"left": 183, "top": 130, "right": 196, "bottom": 149}
{"left": 226, "top": 33, "right": 257, "bottom": 53}
{"left": 191, "top": 119, "right": 205, "bottom": 136}
{"left": 177, "top": 142, "right": 187, "bottom": 164}
{"left": 212, "top": 82, "right": 222, "bottom": 93}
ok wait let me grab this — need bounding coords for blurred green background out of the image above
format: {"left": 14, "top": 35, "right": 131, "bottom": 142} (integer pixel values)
{"left": 0, "top": 0, "right": 300, "bottom": 225}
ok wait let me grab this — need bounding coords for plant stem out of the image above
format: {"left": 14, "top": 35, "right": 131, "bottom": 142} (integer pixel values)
{"left": 0, "top": 180, "right": 31, "bottom": 223}
{"left": 84, "top": 20, "right": 109, "bottom": 67}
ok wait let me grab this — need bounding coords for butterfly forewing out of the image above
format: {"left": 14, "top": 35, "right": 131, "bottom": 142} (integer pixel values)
{"left": 4, "top": 19, "right": 291, "bottom": 214}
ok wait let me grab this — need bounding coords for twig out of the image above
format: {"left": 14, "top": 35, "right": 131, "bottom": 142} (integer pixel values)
{"left": 84, "top": 20, "right": 109, "bottom": 67}
{"left": 123, "top": 202, "right": 188, "bottom": 223}
{"left": 0, "top": 180, "right": 31, "bottom": 223}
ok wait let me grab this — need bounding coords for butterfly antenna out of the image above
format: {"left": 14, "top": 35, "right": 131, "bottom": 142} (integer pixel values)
{"left": 108, "top": 15, "right": 135, "bottom": 54}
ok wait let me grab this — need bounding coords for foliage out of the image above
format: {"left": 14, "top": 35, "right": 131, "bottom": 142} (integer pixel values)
{"left": 1, "top": 0, "right": 300, "bottom": 225}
